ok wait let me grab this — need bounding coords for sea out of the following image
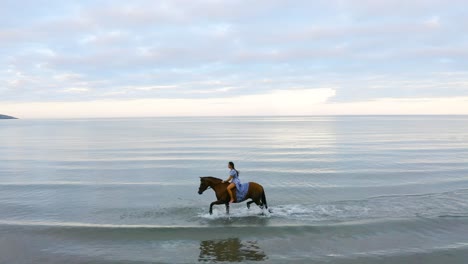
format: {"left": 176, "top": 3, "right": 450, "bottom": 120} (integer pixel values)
{"left": 1, "top": 116, "right": 468, "bottom": 263}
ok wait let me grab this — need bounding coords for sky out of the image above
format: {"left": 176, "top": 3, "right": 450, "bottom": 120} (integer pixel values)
{"left": 1, "top": 0, "right": 468, "bottom": 118}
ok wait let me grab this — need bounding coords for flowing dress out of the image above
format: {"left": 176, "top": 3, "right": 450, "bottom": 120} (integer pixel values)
{"left": 230, "top": 169, "right": 249, "bottom": 202}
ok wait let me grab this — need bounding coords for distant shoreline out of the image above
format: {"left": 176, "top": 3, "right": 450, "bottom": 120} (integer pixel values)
{"left": 0, "top": 114, "right": 17, "bottom": 119}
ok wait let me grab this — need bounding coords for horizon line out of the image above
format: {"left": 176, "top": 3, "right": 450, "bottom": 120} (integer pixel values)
{"left": 7, "top": 114, "right": 468, "bottom": 120}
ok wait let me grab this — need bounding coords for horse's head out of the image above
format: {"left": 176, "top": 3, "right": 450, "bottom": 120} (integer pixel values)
{"left": 198, "top": 177, "right": 209, "bottom": 195}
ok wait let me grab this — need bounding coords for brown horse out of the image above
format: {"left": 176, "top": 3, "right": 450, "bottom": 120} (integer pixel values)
{"left": 198, "top": 176, "right": 269, "bottom": 215}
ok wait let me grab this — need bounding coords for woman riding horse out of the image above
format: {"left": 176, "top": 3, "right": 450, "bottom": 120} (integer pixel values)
{"left": 198, "top": 162, "right": 269, "bottom": 215}
{"left": 222, "top": 161, "right": 240, "bottom": 203}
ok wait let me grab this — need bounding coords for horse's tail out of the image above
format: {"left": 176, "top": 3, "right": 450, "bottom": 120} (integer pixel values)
{"left": 261, "top": 189, "right": 268, "bottom": 209}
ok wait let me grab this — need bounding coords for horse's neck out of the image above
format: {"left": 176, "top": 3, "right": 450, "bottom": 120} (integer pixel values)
{"left": 207, "top": 179, "right": 224, "bottom": 193}
{"left": 207, "top": 179, "right": 222, "bottom": 187}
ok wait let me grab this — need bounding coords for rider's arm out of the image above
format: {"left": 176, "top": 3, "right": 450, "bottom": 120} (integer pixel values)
{"left": 222, "top": 176, "right": 233, "bottom": 183}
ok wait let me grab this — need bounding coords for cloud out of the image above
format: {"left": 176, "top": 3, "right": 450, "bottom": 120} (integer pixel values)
{"left": 61, "top": 87, "right": 90, "bottom": 93}
{"left": 127, "top": 85, "right": 177, "bottom": 91}
{"left": 53, "top": 73, "right": 83, "bottom": 81}
{"left": 1, "top": 0, "right": 468, "bottom": 117}
{"left": 424, "top": 16, "right": 441, "bottom": 28}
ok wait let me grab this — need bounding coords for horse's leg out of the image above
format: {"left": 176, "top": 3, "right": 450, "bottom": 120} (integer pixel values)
{"left": 209, "top": 200, "right": 224, "bottom": 215}
{"left": 257, "top": 201, "right": 264, "bottom": 209}
{"left": 253, "top": 199, "right": 265, "bottom": 211}
{"left": 225, "top": 203, "right": 230, "bottom": 214}
{"left": 247, "top": 200, "right": 255, "bottom": 209}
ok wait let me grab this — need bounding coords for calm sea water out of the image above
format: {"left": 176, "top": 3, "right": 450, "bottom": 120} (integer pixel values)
{"left": 1, "top": 116, "right": 468, "bottom": 263}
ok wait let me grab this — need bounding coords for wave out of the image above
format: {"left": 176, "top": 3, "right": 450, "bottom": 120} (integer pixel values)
{"left": 0, "top": 176, "right": 468, "bottom": 191}
{"left": 0, "top": 217, "right": 445, "bottom": 230}
{"left": 323, "top": 242, "right": 468, "bottom": 262}
{"left": 2, "top": 188, "right": 468, "bottom": 225}
{"left": 2, "top": 215, "right": 468, "bottom": 237}
{"left": 0, "top": 181, "right": 194, "bottom": 186}
{"left": 0, "top": 220, "right": 195, "bottom": 229}
{"left": 2, "top": 176, "right": 468, "bottom": 189}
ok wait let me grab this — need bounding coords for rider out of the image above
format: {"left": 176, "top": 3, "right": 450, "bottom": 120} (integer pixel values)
{"left": 222, "top": 161, "right": 240, "bottom": 203}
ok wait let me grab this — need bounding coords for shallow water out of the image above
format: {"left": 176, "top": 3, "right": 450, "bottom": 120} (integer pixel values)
{"left": 1, "top": 116, "right": 468, "bottom": 263}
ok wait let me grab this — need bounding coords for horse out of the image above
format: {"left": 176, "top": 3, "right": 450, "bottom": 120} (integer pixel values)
{"left": 198, "top": 176, "right": 269, "bottom": 215}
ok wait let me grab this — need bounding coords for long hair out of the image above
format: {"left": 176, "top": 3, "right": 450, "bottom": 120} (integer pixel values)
{"left": 229, "top": 161, "right": 239, "bottom": 176}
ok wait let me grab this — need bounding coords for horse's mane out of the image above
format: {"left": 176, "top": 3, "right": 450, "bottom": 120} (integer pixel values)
{"left": 201, "top": 176, "right": 223, "bottom": 182}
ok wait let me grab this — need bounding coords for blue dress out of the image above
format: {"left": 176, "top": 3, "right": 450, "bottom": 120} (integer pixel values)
{"left": 230, "top": 169, "right": 249, "bottom": 202}
{"left": 230, "top": 169, "right": 241, "bottom": 187}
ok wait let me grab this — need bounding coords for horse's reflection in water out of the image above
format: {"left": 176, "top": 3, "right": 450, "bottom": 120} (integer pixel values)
{"left": 198, "top": 238, "right": 267, "bottom": 262}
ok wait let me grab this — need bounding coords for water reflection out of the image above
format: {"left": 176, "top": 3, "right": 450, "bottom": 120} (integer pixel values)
{"left": 198, "top": 238, "right": 267, "bottom": 262}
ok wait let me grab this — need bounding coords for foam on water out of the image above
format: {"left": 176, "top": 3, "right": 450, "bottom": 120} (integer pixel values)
{"left": 192, "top": 189, "right": 468, "bottom": 230}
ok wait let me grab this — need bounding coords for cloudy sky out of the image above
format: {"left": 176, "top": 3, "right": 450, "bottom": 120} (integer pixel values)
{"left": 1, "top": 0, "right": 468, "bottom": 118}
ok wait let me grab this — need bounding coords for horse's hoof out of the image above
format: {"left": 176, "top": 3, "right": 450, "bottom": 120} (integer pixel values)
{"left": 247, "top": 204, "right": 250, "bottom": 209}
{"left": 209, "top": 211, "right": 212, "bottom": 215}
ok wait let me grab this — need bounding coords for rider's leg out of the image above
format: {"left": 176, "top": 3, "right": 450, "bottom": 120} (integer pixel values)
{"left": 227, "top": 183, "right": 235, "bottom": 203}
